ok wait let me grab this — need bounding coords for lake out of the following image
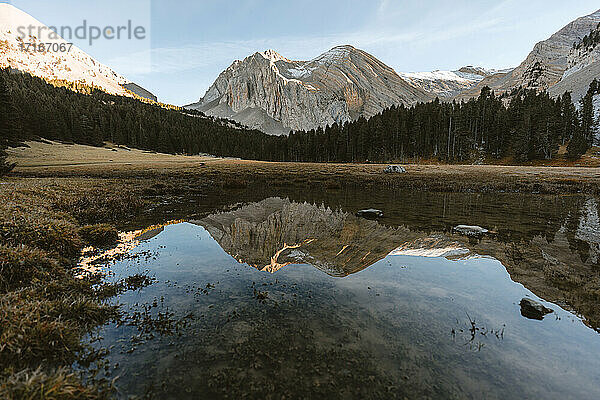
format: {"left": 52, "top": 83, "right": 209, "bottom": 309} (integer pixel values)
{"left": 83, "top": 187, "right": 600, "bottom": 399}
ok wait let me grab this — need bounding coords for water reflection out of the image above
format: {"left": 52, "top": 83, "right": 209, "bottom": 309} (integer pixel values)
{"left": 87, "top": 195, "right": 600, "bottom": 399}
{"left": 191, "top": 198, "right": 466, "bottom": 276}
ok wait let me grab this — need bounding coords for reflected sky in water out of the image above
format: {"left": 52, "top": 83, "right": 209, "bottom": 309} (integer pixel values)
{"left": 91, "top": 215, "right": 600, "bottom": 399}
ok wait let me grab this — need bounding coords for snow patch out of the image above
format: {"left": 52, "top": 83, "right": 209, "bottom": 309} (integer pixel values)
{"left": 286, "top": 65, "right": 312, "bottom": 79}
{"left": 400, "top": 70, "right": 481, "bottom": 83}
{"left": 309, "top": 45, "right": 353, "bottom": 65}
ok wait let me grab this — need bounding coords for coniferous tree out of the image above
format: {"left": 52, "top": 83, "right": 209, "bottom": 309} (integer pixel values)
{"left": 1, "top": 67, "right": 596, "bottom": 164}
{"left": 560, "top": 92, "right": 578, "bottom": 145}
{"left": 0, "top": 72, "right": 17, "bottom": 174}
{"left": 0, "top": 149, "right": 15, "bottom": 175}
{"left": 567, "top": 126, "right": 589, "bottom": 160}
{"left": 0, "top": 72, "right": 17, "bottom": 147}
{"left": 580, "top": 92, "right": 596, "bottom": 148}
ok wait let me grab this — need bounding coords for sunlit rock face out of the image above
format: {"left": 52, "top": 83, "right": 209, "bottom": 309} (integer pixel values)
{"left": 0, "top": 4, "right": 155, "bottom": 100}
{"left": 187, "top": 45, "right": 432, "bottom": 135}
{"left": 191, "top": 198, "right": 463, "bottom": 276}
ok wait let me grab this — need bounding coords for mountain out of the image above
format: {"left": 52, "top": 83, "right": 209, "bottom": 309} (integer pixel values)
{"left": 463, "top": 9, "right": 600, "bottom": 100}
{"left": 0, "top": 3, "right": 156, "bottom": 101}
{"left": 187, "top": 45, "right": 433, "bottom": 135}
{"left": 399, "top": 66, "right": 510, "bottom": 98}
{"left": 548, "top": 20, "right": 600, "bottom": 107}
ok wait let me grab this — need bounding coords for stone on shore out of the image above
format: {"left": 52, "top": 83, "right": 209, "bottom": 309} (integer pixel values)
{"left": 453, "top": 225, "right": 489, "bottom": 236}
{"left": 383, "top": 165, "right": 407, "bottom": 174}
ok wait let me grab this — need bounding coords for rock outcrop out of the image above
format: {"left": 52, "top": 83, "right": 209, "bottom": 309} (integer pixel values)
{"left": 548, "top": 21, "right": 600, "bottom": 105}
{"left": 187, "top": 45, "right": 432, "bottom": 135}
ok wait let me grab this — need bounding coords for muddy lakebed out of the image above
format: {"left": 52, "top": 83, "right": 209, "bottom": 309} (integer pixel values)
{"left": 79, "top": 187, "right": 600, "bottom": 399}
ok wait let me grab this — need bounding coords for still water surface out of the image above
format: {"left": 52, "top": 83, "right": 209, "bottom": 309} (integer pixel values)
{"left": 86, "top": 191, "right": 600, "bottom": 399}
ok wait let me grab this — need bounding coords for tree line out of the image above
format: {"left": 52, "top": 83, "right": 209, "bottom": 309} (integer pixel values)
{"left": 0, "top": 68, "right": 598, "bottom": 168}
{"left": 285, "top": 85, "right": 598, "bottom": 163}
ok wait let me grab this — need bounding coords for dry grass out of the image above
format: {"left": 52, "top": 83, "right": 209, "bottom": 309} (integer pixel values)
{"left": 0, "top": 367, "right": 110, "bottom": 400}
{"left": 7, "top": 141, "right": 600, "bottom": 195}
{"left": 6, "top": 140, "right": 216, "bottom": 168}
{"left": 0, "top": 178, "right": 148, "bottom": 397}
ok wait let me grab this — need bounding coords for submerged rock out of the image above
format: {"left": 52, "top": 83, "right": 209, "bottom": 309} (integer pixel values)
{"left": 356, "top": 209, "right": 384, "bottom": 219}
{"left": 453, "top": 225, "right": 489, "bottom": 236}
{"left": 519, "top": 298, "right": 553, "bottom": 320}
{"left": 383, "top": 165, "right": 407, "bottom": 174}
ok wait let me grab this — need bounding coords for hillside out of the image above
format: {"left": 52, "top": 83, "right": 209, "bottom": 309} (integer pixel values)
{"left": 0, "top": 3, "right": 156, "bottom": 101}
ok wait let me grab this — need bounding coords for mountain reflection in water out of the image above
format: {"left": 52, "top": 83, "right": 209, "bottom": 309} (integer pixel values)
{"left": 191, "top": 198, "right": 467, "bottom": 276}
{"left": 87, "top": 195, "right": 600, "bottom": 400}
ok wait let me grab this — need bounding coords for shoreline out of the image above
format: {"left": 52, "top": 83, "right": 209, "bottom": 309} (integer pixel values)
{"left": 11, "top": 159, "right": 600, "bottom": 195}
{"left": 6, "top": 140, "right": 600, "bottom": 195}
{"left": 2, "top": 163, "right": 600, "bottom": 397}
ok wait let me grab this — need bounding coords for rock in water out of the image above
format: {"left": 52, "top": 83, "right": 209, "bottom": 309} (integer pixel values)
{"left": 383, "top": 165, "right": 407, "bottom": 174}
{"left": 453, "top": 225, "right": 489, "bottom": 236}
{"left": 356, "top": 209, "right": 383, "bottom": 219}
{"left": 519, "top": 298, "right": 553, "bottom": 320}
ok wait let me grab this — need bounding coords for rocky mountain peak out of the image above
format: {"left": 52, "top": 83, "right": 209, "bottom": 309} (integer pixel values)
{"left": 259, "top": 49, "right": 292, "bottom": 63}
{"left": 457, "top": 66, "right": 493, "bottom": 77}
{"left": 187, "top": 45, "right": 432, "bottom": 135}
{"left": 398, "top": 66, "right": 502, "bottom": 99}
{"left": 500, "top": 8, "right": 600, "bottom": 93}
{"left": 456, "top": 8, "right": 600, "bottom": 103}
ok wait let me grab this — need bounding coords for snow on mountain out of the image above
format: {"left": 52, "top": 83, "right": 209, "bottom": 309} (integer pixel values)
{"left": 398, "top": 67, "right": 504, "bottom": 98}
{"left": 0, "top": 3, "right": 155, "bottom": 100}
{"left": 187, "top": 45, "right": 432, "bottom": 135}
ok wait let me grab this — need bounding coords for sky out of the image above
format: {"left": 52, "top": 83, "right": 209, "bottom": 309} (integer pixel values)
{"left": 4, "top": 0, "right": 600, "bottom": 105}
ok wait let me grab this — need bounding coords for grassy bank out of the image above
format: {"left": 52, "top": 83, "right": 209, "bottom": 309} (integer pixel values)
{"left": 0, "top": 178, "right": 151, "bottom": 398}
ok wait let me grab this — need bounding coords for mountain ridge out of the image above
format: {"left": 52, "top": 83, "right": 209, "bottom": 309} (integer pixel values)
{"left": 461, "top": 8, "right": 600, "bottom": 101}
{"left": 187, "top": 45, "right": 433, "bottom": 135}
